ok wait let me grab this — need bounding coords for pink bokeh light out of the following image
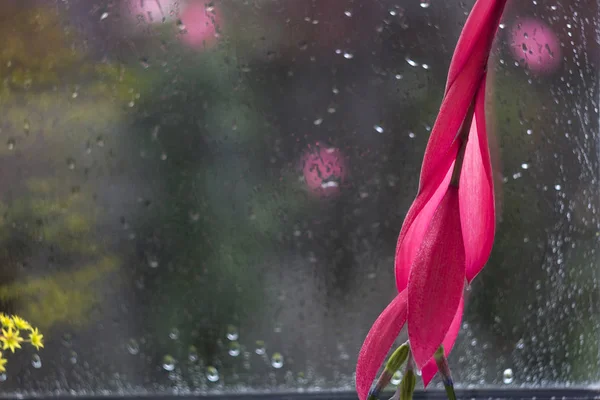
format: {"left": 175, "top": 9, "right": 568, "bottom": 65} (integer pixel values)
{"left": 509, "top": 18, "right": 562, "bottom": 74}
{"left": 127, "top": 0, "right": 179, "bottom": 25}
{"left": 301, "top": 144, "right": 347, "bottom": 198}
{"left": 178, "top": 2, "right": 220, "bottom": 49}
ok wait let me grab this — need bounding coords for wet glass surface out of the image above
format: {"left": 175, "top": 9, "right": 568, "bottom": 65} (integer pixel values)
{"left": 0, "top": 0, "right": 598, "bottom": 396}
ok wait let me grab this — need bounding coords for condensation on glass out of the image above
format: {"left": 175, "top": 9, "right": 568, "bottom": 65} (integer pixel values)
{"left": 0, "top": 0, "right": 598, "bottom": 395}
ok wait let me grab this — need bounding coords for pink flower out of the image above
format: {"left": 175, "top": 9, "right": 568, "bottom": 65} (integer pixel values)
{"left": 356, "top": 1, "right": 506, "bottom": 399}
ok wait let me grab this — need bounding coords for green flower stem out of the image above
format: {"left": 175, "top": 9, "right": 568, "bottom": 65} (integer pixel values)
{"left": 434, "top": 346, "right": 456, "bottom": 400}
{"left": 369, "top": 342, "right": 410, "bottom": 400}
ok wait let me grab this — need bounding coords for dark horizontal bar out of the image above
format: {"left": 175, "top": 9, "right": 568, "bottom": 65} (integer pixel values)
{"left": 9, "top": 389, "right": 600, "bottom": 400}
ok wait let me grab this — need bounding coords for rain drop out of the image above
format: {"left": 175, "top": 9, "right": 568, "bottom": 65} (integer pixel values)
{"left": 521, "top": 163, "right": 529, "bottom": 169}
{"left": 405, "top": 57, "right": 419, "bottom": 67}
{"left": 6, "top": 139, "right": 15, "bottom": 150}
{"left": 226, "top": 325, "right": 239, "bottom": 341}
{"left": 188, "top": 346, "right": 199, "bottom": 362}
{"left": 420, "top": 0, "right": 431, "bottom": 8}
{"left": 32, "top": 354, "right": 42, "bottom": 369}
{"left": 391, "top": 370, "right": 402, "bottom": 385}
{"left": 66, "top": 158, "right": 76, "bottom": 170}
{"left": 100, "top": 12, "right": 109, "bottom": 20}
{"left": 206, "top": 366, "right": 219, "bottom": 382}
{"left": 228, "top": 341, "right": 241, "bottom": 357}
{"left": 0, "top": 374, "right": 6, "bottom": 382}
{"left": 503, "top": 368, "right": 514, "bottom": 384}
{"left": 554, "top": 184, "right": 562, "bottom": 191}
{"left": 169, "top": 328, "right": 179, "bottom": 340}
{"left": 127, "top": 339, "right": 140, "bottom": 355}
{"left": 255, "top": 340, "right": 266, "bottom": 355}
{"left": 343, "top": 52, "right": 354, "bottom": 59}
{"left": 271, "top": 352, "right": 284, "bottom": 369}
{"left": 162, "top": 355, "right": 176, "bottom": 371}
{"left": 374, "top": 125, "right": 384, "bottom": 133}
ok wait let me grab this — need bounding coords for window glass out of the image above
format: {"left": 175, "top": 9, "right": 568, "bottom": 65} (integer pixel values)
{"left": 0, "top": 0, "right": 598, "bottom": 394}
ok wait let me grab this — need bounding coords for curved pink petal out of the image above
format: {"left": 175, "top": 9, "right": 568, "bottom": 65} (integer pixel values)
{"left": 421, "top": 296, "right": 464, "bottom": 387}
{"left": 407, "top": 187, "right": 465, "bottom": 369}
{"left": 395, "top": 161, "right": 454, "bottom": 292}
{"left": 356, "top": 291, "right": 408, "bottom": 400}
{"left": 445, "top": 0, "right": 508, "bottom": 94}
{"left": 418, "top": 67, "right": 478, "bottom": 198}
{"left": 459, "top": 77, "right": 496, "bottom": 283}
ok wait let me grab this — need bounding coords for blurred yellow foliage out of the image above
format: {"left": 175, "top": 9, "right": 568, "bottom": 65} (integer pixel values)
{"left": 0, "top": 256, "right": 118, "bottom": 329}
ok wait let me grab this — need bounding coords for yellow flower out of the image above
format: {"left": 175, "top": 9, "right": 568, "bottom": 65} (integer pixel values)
{"left": 29, "top": 328, "right": 43, "bottom": 350}
{"left": 0, "top": 353, "right": 6, "bottom": 373}
{"left": 11, "top": 316, "right": 31, "bottom": 331}
{"left": 1, "top": 327, "right": 23, "bottom": 353}
{"left": 0, "top": 315, "right": 13, "bottom": 329}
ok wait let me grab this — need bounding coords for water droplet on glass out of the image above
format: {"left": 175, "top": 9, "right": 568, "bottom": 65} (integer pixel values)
{"left": 162, "top": 355, "right": 176, "bottom": 371}
{"left": 521, "top": 163, "right": 529, "bottom": 169}
{"left": 405, "top": 57, "right": 419, "bottom": 67}
{"left": 271, "top": 352, "right": 284, "bottom": 369}
{"left": 343, "top": 52, "right": 354, "bottom": 59}
{"left": 313, "top": 118, "right": 323, "bottom": 126}
{"left": 206, "top": 366, "right": 219, "bottom": 382}
{"left": 374, "top": 125, "right": 384, "bottom": 133}
{"left": 419, "top": 0, "right": 431, "bottom": 8}
{"left": 344, "top": 10, "right": 352, "bottom": 17}
{"left": 526, "top": 129, "right": 533, "bottom": 135}
{"left": 421, "top": 63, "right": 430, "bottom": 70}
{"left": 255, "top": 340, "right": 266, "bottom": 355}
{"left": 554, "top": 184, "right": 562, "bottom": 191}
{"left": 228, "top": 341, "right": 241, "bottom": 357}
{"left": 32, "top": 354, "right": 42, "bottom": 369}
{"left": 391, "top": 370, "right": 402, "bottom": 385}
{"left": 226, "top": 325, "right": 239, "bottom": 341}
{"left": 408, "top": 132, "right": 416, "bottom": 139}
{"left": 100, "top": 12, "right": 109, "bottom": 20}
{"left": 6, "top": 139, "right": 15, "bottom": 150}
{"left": 169, "top": 328, "right": 179, "bottom": 340}
{"left": 503, "top": 368, "right": 514, "bottom": 384}
{"left": 127, "top": 339, "right": 140, "bottom": 355}
{"left": 148, "top": 256, "right": 159, "bottom": 268}
{"left": 188, "top": 346, "right": 199, "bottom": 362}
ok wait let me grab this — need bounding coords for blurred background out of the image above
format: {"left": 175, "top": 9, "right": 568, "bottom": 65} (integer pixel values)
{"left": 0, "top": 0, "right": 598, "bottom": 395}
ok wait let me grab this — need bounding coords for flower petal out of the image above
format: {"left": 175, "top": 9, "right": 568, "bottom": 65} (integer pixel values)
{"left": 395, "top": 161, "right": 454, "bottom": 292}
{"left": 356, "top": 291, "right": 408, "bottom": 400}
{"left": 445, "top": 0, "right": 508, "bottom": 94}
{"left": 421, "top": 296, "right": 464, "bottom": 387}
{"left": 407, "top": 187, "right": 465, "bottom": 369}
{"left": 459, "top": 77, "right": 496, "bottom": 283}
